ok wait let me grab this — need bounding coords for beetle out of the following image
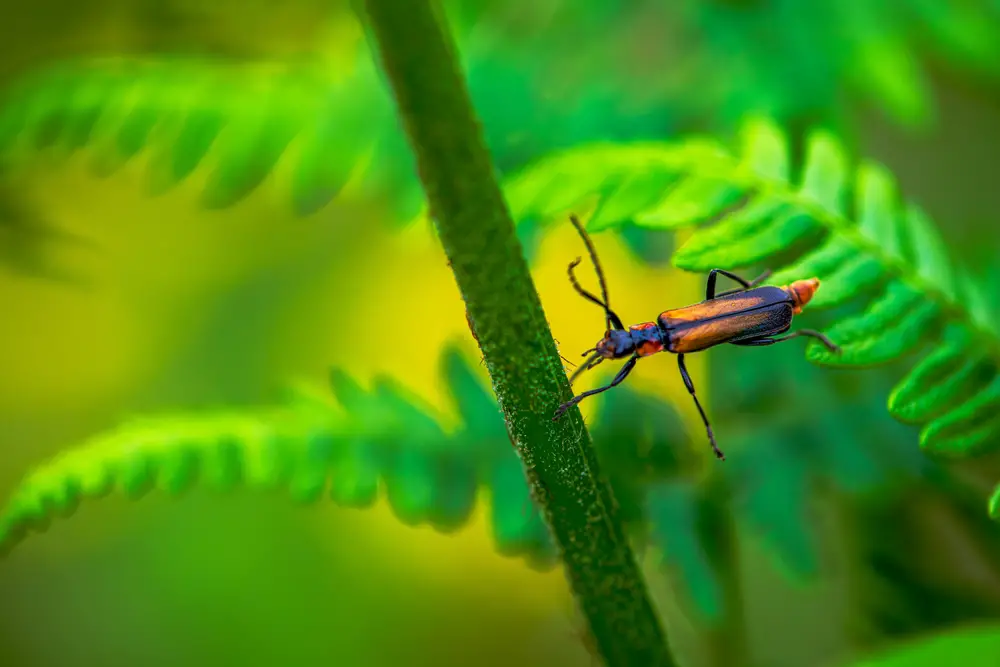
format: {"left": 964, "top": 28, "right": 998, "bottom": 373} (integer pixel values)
{"left": 553, "top": 215, "right": 841, "bottom": 460}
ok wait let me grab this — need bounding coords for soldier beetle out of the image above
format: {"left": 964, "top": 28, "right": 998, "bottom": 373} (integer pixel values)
{"left": 553, "top": 215, "right": 841, "bottom": 460}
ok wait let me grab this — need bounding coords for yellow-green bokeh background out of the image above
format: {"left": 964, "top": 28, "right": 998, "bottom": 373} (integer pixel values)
{"left": 3, "top": 2, "right": 1000, "bottom": 667}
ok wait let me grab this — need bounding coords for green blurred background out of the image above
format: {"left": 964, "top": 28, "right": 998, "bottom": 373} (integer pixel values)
{"left": 2, "top": 1, "right": 1000, "bottom": 666}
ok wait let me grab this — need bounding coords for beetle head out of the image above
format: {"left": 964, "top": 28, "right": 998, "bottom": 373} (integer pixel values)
{"left": 595, "top": 329, "right": 635, "bottom": 359}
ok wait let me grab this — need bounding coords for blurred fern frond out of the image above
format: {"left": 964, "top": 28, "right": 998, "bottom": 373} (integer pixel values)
{"left": 849, "top": 475, "right": 1000, "bottom": 647}
{"left": 447, "top": 0, "right": 1000, "bottom": 131}
{"left": 0, "top": 337, "right": 735, "bottom": 624}
{"left": 0, "top": 345, "right": 555, "bottom": 566}
{"left": 0, "top": 172, "right": 94, "bottom": 283}
{"left": 505, "top": 117, "right": 1000, "bottom": 510}
{"left": 669, "top": 1, "right": 1000, "bottom": 129}
{"left": 0, "top": 48, "right": 676, "bottom": 248}
{"left": 0, "top": 56, "right": 405, "bottom": 216}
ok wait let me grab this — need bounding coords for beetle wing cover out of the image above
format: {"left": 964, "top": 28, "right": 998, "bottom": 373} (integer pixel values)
{"left": 660, "top": 286, "right": 787, "bottom": 321}
{"left": 666, "top": 306, "right": 792, "bottom": 353}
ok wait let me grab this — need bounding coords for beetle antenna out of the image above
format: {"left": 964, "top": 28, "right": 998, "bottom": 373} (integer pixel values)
{"left": 568, "top": 215, "right": 625, "bottom": 331}
{"left": 568, "top": 260, "right": 626, "bottom": 330}
{"left": 569, "top": 351, "right": 604, "bottom": 385}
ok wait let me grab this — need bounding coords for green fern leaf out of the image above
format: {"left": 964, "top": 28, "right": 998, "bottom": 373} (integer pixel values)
{"left": 290, "top": 88, "right": 380, "bottom": 217}
{"left": 151, "top": 106, "right": 225, "bottom": 191}
{"left": 798, "top": 130, "right": 849, "bottom": 214}
{"left": 506, "top": 139, "right": 735, "bottom": 231}
{"left": 587, "top": 170, "right": 682, "bottom": 232}
{"left": 672, "top": 203, "right": 822, "bottom": 271}
{"left": 920, "top": 376, "right": 1000, "bottom": 457}
{"left": 488, "top": 454, "right": 556, "bottom": 567}
{"left": 809, "top": 255, "right": 887, "bottom": 309}
{"left": 922, "top": 415, "right": 1000, "bottom": 460}
{"left": 738, "top": 117, "right": 789, "bottom": 182}
{"left": 888, "top": 327, "right": 992, "bottom": 423}
{"left": 807, "top": 282, "right": 941, "bottom": 368}
{"left": 647, "top": 481, "right": 724, "bottom": 624}
{"left": 328, "top": 440, "right": 381, "bottom": 509}
{"left": 116, "top": 97, "right": 161, "bottom": 164}
{"left": 767, "top": 236, "right": 856, "bottom": 288}
{"left": 61, "top": 71, "right": 116, "bottom": 151}
{"left": 730, "top": 434, "right": 818, "bottom": 577}
{"left": 0, "top": 59, "right": 389, "bottom": 212}
{"left": 634, "top": 176, "right": 749, "bottom": 230}
{"left": 856, "top": 162, "right": 906, "bottom": 262}
{"left": 617, "top": 224, "right": 675, "bottom": 267}
{"left": 200, "top": 97, "right": 301, "bottom": 210}
{"left": 906, "top": 204, "right": 956, "bottom": 300}
{"left": 989, "top": 484, "right": 1000, "bottom": 522}
{"left": 0, "top": 347, "right": 553, "bottom": 564}
{"left": 956, "top": 268, "right": 999, "bottom": 336}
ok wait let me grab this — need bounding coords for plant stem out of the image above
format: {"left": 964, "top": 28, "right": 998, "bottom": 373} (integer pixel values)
{"left": 361, "top": 1, "right": 676, "bottom": 665}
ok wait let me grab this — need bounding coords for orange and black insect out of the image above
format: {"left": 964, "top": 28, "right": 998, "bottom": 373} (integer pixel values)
{"left": 553, "top": 215, "right": 841, "bottom": 460}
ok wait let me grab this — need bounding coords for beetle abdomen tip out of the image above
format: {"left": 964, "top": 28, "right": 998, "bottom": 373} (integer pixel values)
{"left": 784, "top": 277, "right": 820, "bottom": 314}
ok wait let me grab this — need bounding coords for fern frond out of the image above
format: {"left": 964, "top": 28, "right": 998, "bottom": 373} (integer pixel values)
{"left": 647, "top": 481, "right": 724, "bottom": 624}
{"left": 0, "top": 346, "right": 555, "bottom": 566}
{"left": 506, "top": 140, "right": 737, "bottom": 234}
{"left": 661, "top": 0, "right": 1000, "bottom": 130}
{"left": 505, "top": 116, "right": 1000, "bottom": 514}
{"left": 0, "top": 58, "right": 393, "bottom": 215}
{"left": 848, "top": 476, "right": 1000, "bottom": 650}
{"left": 919, "top": 376, "right": 1000, "bottom": 457}
{"left": 728, "top": 431, "right": 819, "bottom": 578}
{"left": 888, "top": 326, "right": 992, "bottom": 424}
{"left": 806, "top": 282, "right": 942, "bottom": 367}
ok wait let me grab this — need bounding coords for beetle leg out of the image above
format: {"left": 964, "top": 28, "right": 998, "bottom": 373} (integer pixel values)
{"left": 733, "top": 329, "right": 841, "bottom": 353}
{"left": 710, "top": 268, "right": 773, "bottom": 299}
{"left": 730, "top": 338, "right": 775, "bottom": 347}
{"left": 772, "top": 329, "right": 841, "bottom": 353}
{"left": 706, "top": 269, "right": 750, "bottom": 300}
{"left": 568, "top": 351, "right": 605, "bottom": 385}
{"left": 747, "top": 269, "right": 772, "bottom": 287}
{"left": 677, "top": 353, "right": 726, "bottom": 460}
{"left": 707, "top": 268, "right": 770, "bottom": 300}
{"left": 553, "top": 355, "right": 638, "bottom": 419}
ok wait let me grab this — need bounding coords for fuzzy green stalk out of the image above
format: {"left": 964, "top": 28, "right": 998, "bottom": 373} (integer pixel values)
{"left": 361, "top": 1, "right": 676, "bottom": 665}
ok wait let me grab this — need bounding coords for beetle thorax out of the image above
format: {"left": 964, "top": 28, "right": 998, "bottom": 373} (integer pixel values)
{"left": 629, "top": 321, "right": 665, "bottom": 357}
{"left": 596, "top": 322, "right": 665, "bottom": 359}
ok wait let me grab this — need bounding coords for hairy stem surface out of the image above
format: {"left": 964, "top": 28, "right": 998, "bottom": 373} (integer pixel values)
{"left": 361, "top": 1, "right": 675, "bottom": 664}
